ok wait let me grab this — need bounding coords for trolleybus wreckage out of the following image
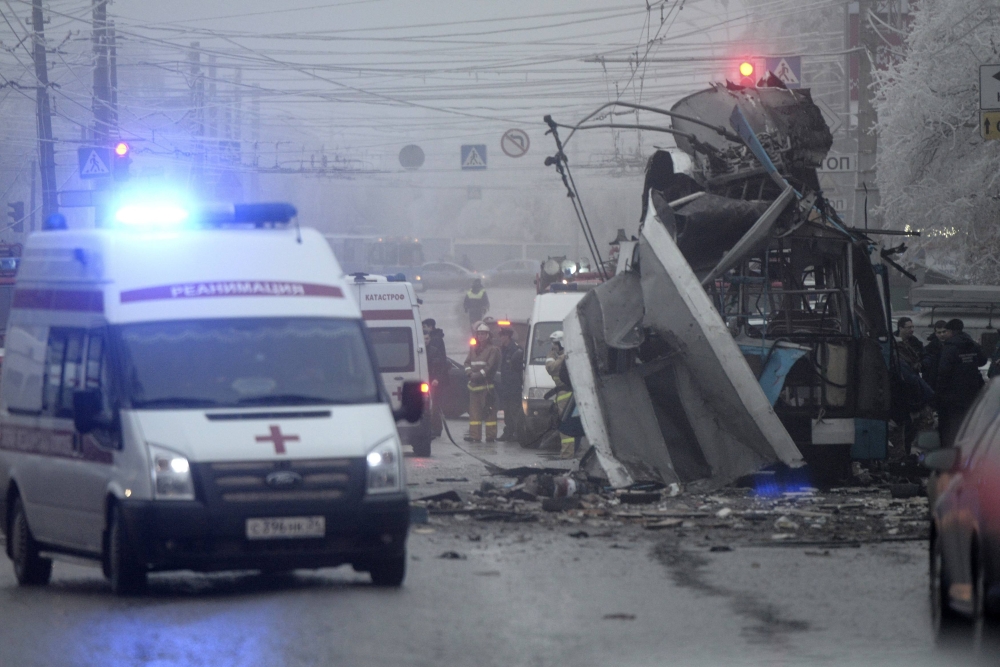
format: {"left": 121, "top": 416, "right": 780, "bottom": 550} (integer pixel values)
{"left": 543, "top": 78, "right": 919, "bottom": 490}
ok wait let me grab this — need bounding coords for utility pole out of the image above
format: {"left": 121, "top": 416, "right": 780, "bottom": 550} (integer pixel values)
{"left": 189, "top": 43, "right": 204, "bottom": 190}
{"left": 29, "top": 160, "right": 36, "bottom": 232}
{"left": 853, "top": 0, "right": 880, "bottom": 227}
{"left": 92, "top": 0, "right": 113, "bottom": 144}
{"left": 108, "top": 20, "right": 118, "bottom": 126}
{"left": 31, "top": 0, "right": 57, "bottom": 220}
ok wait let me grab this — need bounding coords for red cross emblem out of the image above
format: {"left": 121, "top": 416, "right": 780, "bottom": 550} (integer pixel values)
{"left": 391, "top": 385, "right": 403, "bottom": 401}
{"left": 255, "top": 425, "right": 299, "bottom": 454}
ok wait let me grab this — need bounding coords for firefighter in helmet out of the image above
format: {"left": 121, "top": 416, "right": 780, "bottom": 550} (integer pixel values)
{"left": 464, "top": 322, "right": 500, "bottom": 442}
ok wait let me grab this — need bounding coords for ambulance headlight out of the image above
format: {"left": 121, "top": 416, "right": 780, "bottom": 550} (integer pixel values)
{"left": 149, "top": 444, "right": 195, "bottom": 500}
{"left": 366, "top": 437, "right": 402, "bottom": 495}
{"left": 527, "top": 387, "right": 549, "bottom": 400}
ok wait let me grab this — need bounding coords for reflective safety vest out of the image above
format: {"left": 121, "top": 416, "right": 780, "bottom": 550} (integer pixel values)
{"left": 466, "top": 289, "right": 486, "bottom": 300}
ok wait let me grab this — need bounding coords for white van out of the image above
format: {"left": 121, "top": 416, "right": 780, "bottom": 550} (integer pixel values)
{"left": 521, "top": 289, "right": 586, "bottom": 442}
{"left": 0, "top": 203, "right": 422, "bottom": 593}
{"left": 347, "top": 274, "right": 433, "bottom": 457}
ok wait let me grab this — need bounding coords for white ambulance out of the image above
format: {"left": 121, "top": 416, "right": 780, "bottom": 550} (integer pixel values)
{"left": 0, "top": 202, "right": 422, "bottom": 594}
{"left": 347, "top": 274, "right": 433, "bottom": 457}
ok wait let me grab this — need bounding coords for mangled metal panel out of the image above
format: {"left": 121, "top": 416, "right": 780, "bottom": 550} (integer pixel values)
{"left": 565, "top": 211, "right": 804, "bottom": 489}
{"left": 670, "top": 85, "right": 833, "bottom": 170}
{"left": 638, "top": 219, "right": 803, "bottom": 475}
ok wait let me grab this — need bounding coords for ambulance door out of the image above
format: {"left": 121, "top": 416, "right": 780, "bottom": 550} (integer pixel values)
{"left": 367, "top": 321, "right": 418, "bottom": 411}
{"left": 40, "top": 328, "right": 113, "bottom": 552}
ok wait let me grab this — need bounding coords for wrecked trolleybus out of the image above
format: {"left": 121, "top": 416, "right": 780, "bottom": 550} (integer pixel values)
{"left": 544, "top": 79, "right": 900, "bottom": 487}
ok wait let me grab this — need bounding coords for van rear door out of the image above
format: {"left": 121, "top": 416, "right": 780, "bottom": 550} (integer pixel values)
{"left": 353, "top": 282, "right": 425, "bottom": 410}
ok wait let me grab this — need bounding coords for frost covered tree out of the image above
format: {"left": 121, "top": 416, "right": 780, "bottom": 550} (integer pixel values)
{"left": 875, "top": 0, "right": 1000, "bottom": 281}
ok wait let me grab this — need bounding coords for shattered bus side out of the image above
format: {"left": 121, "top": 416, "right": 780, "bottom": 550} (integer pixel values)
{"left": 555, "top": 81, "right": 895, "bottom": 488}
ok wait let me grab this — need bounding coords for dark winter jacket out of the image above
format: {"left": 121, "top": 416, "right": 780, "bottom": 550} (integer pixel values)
{"left": 922, "top": 335, "right": 944, "bottom": 388}
{"left": 936, "top": 332, "right": 987, "bottom": 411}
{"left": 426, "top": 329, "right": 449, "bottom": 386}
{"left": 900, "top": 335, "right": 924, "bottom": 368}
{"left": 497, "top": 342, "right": 524, "bottom": 398}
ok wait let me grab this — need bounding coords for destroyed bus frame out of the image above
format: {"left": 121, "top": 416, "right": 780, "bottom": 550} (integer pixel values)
{"left": 546, "top": 84, "right": 904, "bottom": 485}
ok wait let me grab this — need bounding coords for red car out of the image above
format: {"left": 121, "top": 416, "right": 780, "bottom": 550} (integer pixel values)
{"left": 925, "top": 377, "right": 1000, "bottom": 642}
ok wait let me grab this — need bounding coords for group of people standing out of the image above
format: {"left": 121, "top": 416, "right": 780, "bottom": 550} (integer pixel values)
{"left": 895, "top": 317, "right": 987, "bottom": 448}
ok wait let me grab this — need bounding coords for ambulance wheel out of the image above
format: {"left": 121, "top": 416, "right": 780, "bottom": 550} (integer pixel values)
{"left": 412, "top": 438, "right": 432, "bottom": 458}
{"left": 108, "top": 505, "right": 147, "bottom": 595}
{"left": 368, "top": 551, "right": 406, "bottom": 587}
{"left": 10, "top": 496, "right": 51, "bottom": 586}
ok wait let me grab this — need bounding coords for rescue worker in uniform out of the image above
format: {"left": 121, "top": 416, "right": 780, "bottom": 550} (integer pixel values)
{"left": 497, "top": 327, "right": 525, "bottom": 442}
{"left": 463, "top": 279, "right": 490, "bottom": 328}
{"left": 935, "top": 318, "right": 986, "bottom": 447}
{"left": 545, "top": 330, "right": 575, "bottom": 458}
{"left": 464, "top": 323, "right": 500, "bottom": 443}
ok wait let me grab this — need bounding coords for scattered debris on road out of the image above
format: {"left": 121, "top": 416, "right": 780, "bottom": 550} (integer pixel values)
{"left": 412, "top": 475, "right": 929, "bottom": 547}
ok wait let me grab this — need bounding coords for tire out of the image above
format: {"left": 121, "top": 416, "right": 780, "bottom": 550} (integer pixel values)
{"left": 932, "top": 535, "right": 971, "bottom": 643}
{"left": 107, "top": 505, "right": 147, "bottom": 595}
{"left": 369, "top": 551, "right": 406, "bottom": 587}
{"left": 9, "top": 496, "right": 52, "bottom": 586}
{"left": 412, "top": 438, "right": 431, "bottom": 458}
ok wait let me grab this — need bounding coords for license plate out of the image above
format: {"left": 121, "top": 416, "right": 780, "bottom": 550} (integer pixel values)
{"left": 245, "top": 516, "right": 325, "bottom": 540}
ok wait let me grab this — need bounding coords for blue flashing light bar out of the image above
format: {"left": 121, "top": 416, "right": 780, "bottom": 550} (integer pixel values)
{"left": 110, "top": 201, "right": 298, "bottom": 228}
{"left": 115, "top": 204, "right": 190, "bottom": 227}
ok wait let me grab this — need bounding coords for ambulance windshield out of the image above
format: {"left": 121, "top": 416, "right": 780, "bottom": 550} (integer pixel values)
{"left": 115, "top": 318, "right": 380, "bottom": 409}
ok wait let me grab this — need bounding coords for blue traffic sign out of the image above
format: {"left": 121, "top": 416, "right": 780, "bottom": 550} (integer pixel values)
{"left": 764, "top": 56, "right": 801, "bottom": 89}
{"left": 461, "top": 144, "right": 487, "bottom": 170}
{"left": 78, "top": 147, "right": 112, "bottom": 179}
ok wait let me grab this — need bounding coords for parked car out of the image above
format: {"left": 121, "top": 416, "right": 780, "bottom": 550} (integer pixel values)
{"left": 924, "top": 377, "right": 1000, "bottom": 641}
{"left": 484, "top": 259, "right": 538, "bottom": 288}
{"left": 414, "top": 262, "right": 482, "bottom": 291}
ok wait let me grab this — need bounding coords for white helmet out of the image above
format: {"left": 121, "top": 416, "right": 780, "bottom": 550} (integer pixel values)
{"left": 475, "top": 323, "right": 491, "bottom": 333}
{"left": 549, "top": 330, "right": 564, "bottom": 343}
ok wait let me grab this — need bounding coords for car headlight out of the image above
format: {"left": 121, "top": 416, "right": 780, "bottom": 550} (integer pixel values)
{"left": 527, "top": 387, "right": 549, "bottom": 400}
{"left": 366, "top": 437, "right": 402, "bottom": 495}
{"left": 148, "top": 444, "right": 195, "bottom": 501}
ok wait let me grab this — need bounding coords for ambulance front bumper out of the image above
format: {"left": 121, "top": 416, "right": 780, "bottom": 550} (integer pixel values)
{"left": 117, "top": 493, "right": 409, "bottom": 573}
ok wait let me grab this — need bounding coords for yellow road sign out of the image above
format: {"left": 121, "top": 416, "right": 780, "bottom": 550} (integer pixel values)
{"left": 982, "top": 111, "right": 1000, "bottom": 140}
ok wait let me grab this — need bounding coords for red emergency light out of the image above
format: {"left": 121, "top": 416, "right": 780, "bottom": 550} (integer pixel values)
{"left": 420, "top": 382, "right": 429, "bottom": 394}
{"left": 497, "top": 320, "right": 510, "bottom": 326}
{"left": 469, "top": 337, "right": 477, "bottom": 346}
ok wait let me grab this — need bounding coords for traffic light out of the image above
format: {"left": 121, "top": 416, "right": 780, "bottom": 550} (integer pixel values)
{"left": 112, "top": 141, "right": 131, "bottom": 181}
{"left": 7, "top": 201, "right": 24, "bottom": 233}
{"left": 738, "top": 61, "right": 756, "bottom": 88}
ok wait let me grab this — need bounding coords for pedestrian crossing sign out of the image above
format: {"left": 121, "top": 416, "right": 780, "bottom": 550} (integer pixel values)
{"left": 78, "top": 147, "right": 112, "bottom": 179}
{"left": 765, "top": 56, "right": 801, "bottom": 89}
{"left": 461, "top": 144, "right": 487, "bottom": 170}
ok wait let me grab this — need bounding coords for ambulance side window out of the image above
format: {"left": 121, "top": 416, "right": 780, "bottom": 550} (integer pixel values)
{"left": 43, "top": 328, "right": 86, "bottom": 418}
{"left": 1, "top": 323, "right": 47, "bottom": 414}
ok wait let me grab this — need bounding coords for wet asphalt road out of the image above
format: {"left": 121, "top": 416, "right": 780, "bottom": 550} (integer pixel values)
{"left": 0, "top": 289, "right": 976, "bottom": 666}
{"left": 0, "top": 433, "right": 963, "bottom": 667}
